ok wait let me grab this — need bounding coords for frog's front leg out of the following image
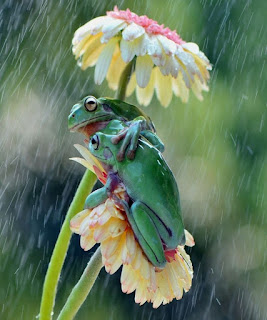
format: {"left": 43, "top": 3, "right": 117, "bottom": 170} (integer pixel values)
{"left": 84, "top": 174, "right": 118, "bottom": 209}
{"left": 111, "top": 116, "right": 147, "bottom": 161}
{"left": 117, "top": 199, "right": 167, "bottom": 268}
{"left": 84, "top": 187, "right": 108, "bottom": 209}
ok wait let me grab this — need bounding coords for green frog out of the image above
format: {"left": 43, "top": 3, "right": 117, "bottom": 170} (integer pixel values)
{"left": 84, "top": 125, "right": 185, "bottom": 268}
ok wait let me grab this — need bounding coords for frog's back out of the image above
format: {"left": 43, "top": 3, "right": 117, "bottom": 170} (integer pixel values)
{"left": 117, "top": 140, "right": 185, "bottom": 246}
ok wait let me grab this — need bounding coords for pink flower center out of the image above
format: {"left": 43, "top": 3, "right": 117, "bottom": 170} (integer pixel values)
{"left": 107, "top": 6, "right": 185, "bottom": 45}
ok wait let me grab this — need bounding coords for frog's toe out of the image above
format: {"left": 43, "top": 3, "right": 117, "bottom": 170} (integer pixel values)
{"left": 127, "top": 149, "right": 135, "bottom": 160}
{"left": 117, "top": 150, "right": 125, "bottom": 162}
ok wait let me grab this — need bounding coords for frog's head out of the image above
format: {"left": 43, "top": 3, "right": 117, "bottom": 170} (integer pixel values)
{"left": 68, "top": 96, "right": 118, "bottom": 132}
{"left": 88, "top": 132, "right": 118, "bottom": 169}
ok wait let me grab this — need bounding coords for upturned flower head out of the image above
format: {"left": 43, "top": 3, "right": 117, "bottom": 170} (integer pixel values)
{"left": 73, "top": 6, "right": 211, "bottom": 107}
{"left": 70, "top": 145, "right": 195, "bottom": 307}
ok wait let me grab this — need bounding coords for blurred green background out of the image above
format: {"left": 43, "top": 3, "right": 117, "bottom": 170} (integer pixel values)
{"left": 0, "top": 0, "right": 266, "bottom": 319}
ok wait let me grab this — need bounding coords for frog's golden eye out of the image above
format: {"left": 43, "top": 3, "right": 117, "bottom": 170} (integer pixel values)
{"left": 91, "top": 135, "right": 99, "bottom": 150}
{"left": 84, "top": 96, "right": 97, "bottom": 112}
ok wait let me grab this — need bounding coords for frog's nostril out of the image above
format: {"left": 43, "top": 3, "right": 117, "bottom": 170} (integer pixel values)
{"left": 72, "top": 114, "right": 75, "bottom": 118}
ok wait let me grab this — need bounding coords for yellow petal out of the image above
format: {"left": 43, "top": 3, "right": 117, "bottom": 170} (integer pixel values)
{"left": 155, "top": 68, "right": 173, "bottom": 107}
{"left": 126, "top": 72, "right": 136, "bottom": 97}
{"left": 80, "top": 33, "right": 104, "bottom": 69}
{"left": 131, "top": 246, "right": 143, "bottom": 270}
{"left": 73, "top": 34, "right": 92, "bottom": 58}
{"left": 101, "top": 236, "right": 121, "bottom": 259}
{"left": 108, "top": 219, "right": 128, "bottom": 238}
{"left": 152, "top": 291, "right": 164, "bottom": 308}
{"left": 139, "top": 255, "right": 150, "bottom": 280}
{"left": 134, "top": 281, "right": 148, "bottom": 305}
{"left": 167, "top": 263, "right": 183, "bottom": 299}
{"left": 106, "top": 46, "right": 127, "bottom": 90}
{"left": 136, "top": 68, "right": 155, "bottom": 106}
{"left": 74, "top": 144, "right": 105, "bottom": 174}
{"left": 126, "top": 230, "right": 136, "bottom": 258}
{"left": 175, "top": 72, "right": 189, "bottom": 103}
{"left": 104, "top": 237, "right": 124, "bottom": 274}
{"left": 70, "top": 209, "right": 91, "bottom": 233}
{"left": 148, "top": 267, "right": 157, "bottom": 292}
{"left": 184, "top": 229, "right": 195, "bottom": 247}
{"left": 80, "top": 234, "right": 96, "bottom": 251}
{"left": 156, "top": 270, "right": 173, "bottom": 300}
{"left": 69, "top": 157, "right": 94, "bottom": 172}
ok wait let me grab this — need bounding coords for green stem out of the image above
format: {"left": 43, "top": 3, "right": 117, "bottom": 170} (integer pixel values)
{"left": 39, "top": 170, "right": 97, "bottom": 320}
{"left": 41, "top": 59, "right": 132, "bottom": 320}
{"left": 116, "top": 60, "right": 134, "bottom": 101}
{"left": 57, "top": 247, "right": 103, "bottom": 320}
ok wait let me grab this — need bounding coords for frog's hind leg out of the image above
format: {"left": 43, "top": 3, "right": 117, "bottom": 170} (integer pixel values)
{"left": 144, "top": 209, "right": 185, "bottom": 249}
{"left": 119, "top": 199, "right": 167, "bottom": 268}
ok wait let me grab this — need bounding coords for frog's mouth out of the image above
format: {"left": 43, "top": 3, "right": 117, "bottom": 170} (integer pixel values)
{"left": 69, "top": 115, "right": 112, "bottom": 131}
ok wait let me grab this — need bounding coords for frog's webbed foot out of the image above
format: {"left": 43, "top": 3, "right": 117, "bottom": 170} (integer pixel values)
{"left": 111, "top": 121, "right": 143, "bottom": 162}
{"left": 140, "top": 130, "right": 165, "bottom": 153}
{"left": 84, "top": 187, "right": 108, "bottom": 209}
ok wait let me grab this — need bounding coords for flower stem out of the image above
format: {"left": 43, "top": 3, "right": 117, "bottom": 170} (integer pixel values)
{"left": 116, "top": 60, "right": 134, "bottom": 101}
{"left": 39, "top": 169, "right": 97, "bottom": 320}
{"left": 57, "top": 247, "right": 103, "bottom": 320}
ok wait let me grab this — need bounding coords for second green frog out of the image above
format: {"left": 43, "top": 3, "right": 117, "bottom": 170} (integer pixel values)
{"left": 85, "top": 127, "right": 185, "bottom": 269}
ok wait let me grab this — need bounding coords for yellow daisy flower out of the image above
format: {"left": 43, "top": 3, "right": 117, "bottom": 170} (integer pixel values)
{"left": 72, "top": 6, "right": 211, "bottom": 107}
{"left": 70, "top": 145, "right": 195, "bottom": 307}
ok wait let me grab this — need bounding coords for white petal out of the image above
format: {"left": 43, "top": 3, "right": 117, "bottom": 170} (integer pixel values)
{"left": 132, "top": 35, "right": 147, "bottom": 57}
{"left": 176, "top": 48, "right": 196, "bottom": 80}
{"left": 152, "top": 54, "right": 166, "bottom": 67}
{"left": 122, "top": 23, "right": 145, "bottom": 41}
{"left": 182, "top": 42, "right": 200, "bottom": 55}
{"left": 135, "top": 55, "right": 154, "bottom": 88}
{"left": 94, "top": 37, "right": 118, "bottom": 84}
{"left": 159, "top": 55, "right": 179, "bottom": 77}
{"left": 73, "top": 16, "right": 112, "bottom": 44}
{"left": 145, "top": 34, "right": 163, "bottom": 57}
{"left": 179, "top": 65, "right": 191, "bottom": 88}
{"left": 101, "top": 20, "right": 127, "bottom": 43}
{"left": 157, "top": 35, "right": 177, "bottom": 55}
{"left": 120, "top": 38, "right": 136, "bottom": 62}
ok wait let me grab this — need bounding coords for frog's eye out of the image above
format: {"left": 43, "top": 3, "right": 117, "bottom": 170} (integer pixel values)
{"left": 84, "top": 96, "right": 97, "bottom": 112}
{"left": 91, "top": 135, "right": 99, "bottom": 150}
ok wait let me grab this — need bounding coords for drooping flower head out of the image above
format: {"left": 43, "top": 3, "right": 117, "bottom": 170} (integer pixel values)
{"left": 73, "top": 6, "right": 212, "bottom": 107}
{"left": 70, "top": 144, "right": 195, "bottom": 307}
